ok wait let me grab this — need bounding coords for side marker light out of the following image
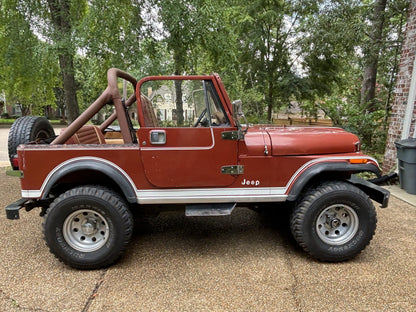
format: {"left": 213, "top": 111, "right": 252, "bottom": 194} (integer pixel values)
{"left": 349, "top": 158, "right": 368, "bottom": 164}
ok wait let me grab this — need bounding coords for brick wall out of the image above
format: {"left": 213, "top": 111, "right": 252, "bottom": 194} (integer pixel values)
{"left": 383, "top": 2, "right": 416, "bottom": 173}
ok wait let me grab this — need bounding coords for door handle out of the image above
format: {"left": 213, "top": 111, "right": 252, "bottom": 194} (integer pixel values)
{"left": 149, "top": 130, "right": 166, "bottom": 145}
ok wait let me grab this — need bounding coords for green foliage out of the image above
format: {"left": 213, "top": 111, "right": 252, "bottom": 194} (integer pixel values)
{"left": 0, "top": 0, "right": 410, "bottom": 153}
{"left": 0, "top": 2, "right": 60, "bottom": 113}
{"left": 298, "top": 0, "right": 409, "bottom": 154}
{"left": 313, "top": 75, "right": 389, "bottom": 154}
{"left": 78, "top": 0, "right": 142, "bottom": 69}
{"left": 226, "top": 0, "right": 306, "bottom": 121}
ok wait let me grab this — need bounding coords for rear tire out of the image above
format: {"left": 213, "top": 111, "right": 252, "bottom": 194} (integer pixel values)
{"left": 8, "top": 116, "right": 55, "bottom": 169}
{"left": 43, "top": 186, "right": 134, "bottom": 269}
{"left": 290, "top": 181, "right": 377, "bottom": 262}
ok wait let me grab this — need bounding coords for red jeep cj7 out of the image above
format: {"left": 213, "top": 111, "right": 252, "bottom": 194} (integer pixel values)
{"left": 6, "top": 68, "right": 389, "bottom": 269}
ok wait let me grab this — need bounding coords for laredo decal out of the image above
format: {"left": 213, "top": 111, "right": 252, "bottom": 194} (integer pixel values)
{"left": 241, "top": 179, "right": 260, "bottom": 186}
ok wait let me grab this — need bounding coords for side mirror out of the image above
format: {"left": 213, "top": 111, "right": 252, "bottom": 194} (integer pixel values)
{"left": 232, "top": 99, "right": 249, "bottom": 132}
{"left": 232, "top": 100, "right": 244, "bottom": 118}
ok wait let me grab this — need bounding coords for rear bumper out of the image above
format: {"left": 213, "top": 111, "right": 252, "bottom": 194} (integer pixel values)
{"left": 5, "top": 198, "right": 50, "bottom": 220}
{"left": 5, "top": 198, "right": 28, "bottom": 220}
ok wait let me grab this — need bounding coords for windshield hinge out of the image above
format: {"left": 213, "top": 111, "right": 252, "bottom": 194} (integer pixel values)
{"left": 221, "top": 130, "right": 245, "bottom": 141}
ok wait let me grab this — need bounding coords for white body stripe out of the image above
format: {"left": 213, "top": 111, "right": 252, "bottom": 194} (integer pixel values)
{"left": 21, "top": 155, "right": 379, "bottom": 203}
{"left": 136, "top": 187, "right": 287, "bottom": 204}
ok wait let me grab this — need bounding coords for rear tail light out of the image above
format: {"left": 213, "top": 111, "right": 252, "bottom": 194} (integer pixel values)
{"left": 12, "top": 155, "right": 19, "bottom": 169}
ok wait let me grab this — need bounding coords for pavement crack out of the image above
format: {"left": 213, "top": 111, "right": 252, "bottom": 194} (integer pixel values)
{"left": 81, "top": 269, "right": 107, "bottom": 312}
{"left": 283, "top": 249, "right": 303, "bottom": 312}
{"left": 0, "top": 288, "right": 51, "bottom": 312}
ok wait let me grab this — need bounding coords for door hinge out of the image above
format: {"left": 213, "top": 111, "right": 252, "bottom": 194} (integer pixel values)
{"left": 221, "top": 165, "right": 244, "bottom": 175}
{"left": 221, "top": 130, "right": 244, "bottom": 140}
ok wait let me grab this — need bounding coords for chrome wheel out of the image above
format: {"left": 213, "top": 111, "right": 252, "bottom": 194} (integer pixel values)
{"left": 63, "top": 209, "right": 109, "bottom": 252}
{"left": 316, "top": 204, "right": 359, "bottom": 245}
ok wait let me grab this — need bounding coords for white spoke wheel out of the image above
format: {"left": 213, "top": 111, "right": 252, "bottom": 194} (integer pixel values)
{"left": 290, "top": 181, "right": 377, "bottom": 262}
{"left": 43, "top": 186, "right": 133, "bottom": 269}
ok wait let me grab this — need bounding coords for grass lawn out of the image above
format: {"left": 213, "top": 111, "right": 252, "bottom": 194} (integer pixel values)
{"left": 0, "top": 118, "right": 65, "bottom": 125}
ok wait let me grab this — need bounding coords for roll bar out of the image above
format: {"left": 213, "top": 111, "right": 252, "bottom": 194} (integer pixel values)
{"left": 51, "top": 68, "right": 137, "bottom": 144}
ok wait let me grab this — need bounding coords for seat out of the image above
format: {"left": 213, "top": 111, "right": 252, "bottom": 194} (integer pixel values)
{"left": 63, "top": 125, "right": 106, "bottom": 144}
{"left": 141, "top": 95, "right": 159, "bottom": 127}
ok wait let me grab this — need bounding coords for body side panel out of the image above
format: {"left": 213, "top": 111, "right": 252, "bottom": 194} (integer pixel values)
{"left": 18, "top": 144, "right": 381, "bottom": 205}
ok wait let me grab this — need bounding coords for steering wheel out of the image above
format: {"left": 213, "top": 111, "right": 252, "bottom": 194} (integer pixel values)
{"left": 194, "top": 108, "right": 208, "bottom": 127}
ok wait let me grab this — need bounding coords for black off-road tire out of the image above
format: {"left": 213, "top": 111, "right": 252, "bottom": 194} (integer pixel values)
{"left": 290, "top": 181, "right": 377, "bottom": 262}
{"left": 43, "top": 186, "right": 134, "bottom": 269}
{"left": 8, "top": 116, "right": 55, "bottom": 169}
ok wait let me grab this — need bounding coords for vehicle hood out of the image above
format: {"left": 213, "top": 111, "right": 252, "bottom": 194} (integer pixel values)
{"left": 244, "top": 126, "right": 360, "bottom": 156}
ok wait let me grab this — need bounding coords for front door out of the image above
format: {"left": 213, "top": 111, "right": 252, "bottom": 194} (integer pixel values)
{"left": 137, "top": 77, "right": 238, "bottom": 188}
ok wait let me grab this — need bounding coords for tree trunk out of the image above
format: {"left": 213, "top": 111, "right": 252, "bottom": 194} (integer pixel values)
{"left": 59, "top": 54, "right": 79, "bottom": 123}
{"left": 360, "top": 0, "right": 387, "bottom": 111}
{"left": 47, "top": 0, "right": 79, "bottom": 123}
{"left": 174, "top": 79, "right": 184, "bottom": 126}
{"left": 173, "top": 49, "right": 184, "bottom": 126}
{"left": 267, "top": 80, "right": 273, "bottom": 122}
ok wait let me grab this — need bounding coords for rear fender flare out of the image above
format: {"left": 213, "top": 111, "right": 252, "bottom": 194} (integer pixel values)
{"left": 41, "top": 157, "right": 137, "bottom": 203}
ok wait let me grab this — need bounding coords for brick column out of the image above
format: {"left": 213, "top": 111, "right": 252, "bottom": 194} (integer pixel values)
{"left": 383, "top": 2, "right": 416, "bottom": 173}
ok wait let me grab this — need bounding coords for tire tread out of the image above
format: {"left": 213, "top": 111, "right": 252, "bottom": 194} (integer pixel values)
{"left": 43, "top": 186, "right": 133, "bottom": 269}
{"left": 8, "top": 116, "right": 55, "bottom": 168}
{"left": 290, "top": 180, "right": 377, "bottom": 261}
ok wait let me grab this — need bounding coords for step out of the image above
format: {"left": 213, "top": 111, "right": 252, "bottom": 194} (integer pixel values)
{"left": 185, "top": 203, "right": 236, "bottom": 217}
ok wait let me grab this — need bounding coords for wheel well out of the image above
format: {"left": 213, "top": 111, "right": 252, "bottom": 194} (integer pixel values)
{"left": 287, "top": 170, "right": 389, "bottom": 208}
{"left": 49, "top": 169, "right": 131, "bottom": 203}
{"left": 286, "top": 161, "right": 382, "bottom": 202}
{"left": 287, "top": 171, "right": 357, "bottom": 202}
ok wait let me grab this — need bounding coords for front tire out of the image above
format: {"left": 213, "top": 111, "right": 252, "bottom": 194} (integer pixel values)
{"left": 290, "top": 181, "right": 377, "bottom": 262}
{"left": 43, "top": 186, "right": 133, "bottom": 269}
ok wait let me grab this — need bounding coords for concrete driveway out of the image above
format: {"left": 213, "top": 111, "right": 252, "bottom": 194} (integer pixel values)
{"left": 0, "top": 127, "right": 10, "bottom": 166}
{"left": 0, "top": 166, "right": 415, "bottom": 311}
{"left": 0, "top": 126, "right": 415, "bottom": 311}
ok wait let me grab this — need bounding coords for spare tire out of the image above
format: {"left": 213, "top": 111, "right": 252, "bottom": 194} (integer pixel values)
{"left": 8, "top": 116, "right": 55, "bottom": 169}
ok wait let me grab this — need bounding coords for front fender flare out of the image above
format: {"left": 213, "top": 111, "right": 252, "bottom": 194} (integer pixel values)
{"left": 286, "top": 162, "right": 381, "bottom": 202}
{"left": 41, "top": 157, "right": 137, "bottom": 203}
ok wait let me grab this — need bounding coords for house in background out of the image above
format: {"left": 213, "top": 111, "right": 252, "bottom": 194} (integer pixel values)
{"left": 384, "top": 2, "right": 416, "bottom": 173}
{"left": 147, "top": 84, "right": 195, "bottom": 124}
{"left": 0, "top": 93, "right": 59, "bottom": 119}
{"left": 0, "top": 93, "right": 22, "bottom": 117}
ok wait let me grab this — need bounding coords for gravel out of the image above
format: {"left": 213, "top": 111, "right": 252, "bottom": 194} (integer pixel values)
{"left": 0, "top": 169, "right": 415, "bottom": 311}
{"left": 0, "top": 126, "right": 415, "bottom": 311}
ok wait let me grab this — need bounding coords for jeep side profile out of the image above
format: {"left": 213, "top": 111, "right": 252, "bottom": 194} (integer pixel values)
{"left": 6, "top": 68, "right": 389, "bottom": 269}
